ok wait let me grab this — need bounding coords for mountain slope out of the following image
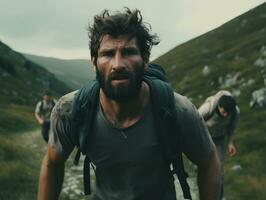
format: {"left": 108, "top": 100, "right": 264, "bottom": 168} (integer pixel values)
{"left": 0, "top": 41, "right": 71, "bottom": 133}
{"left": 155, "top": 2, "right": 266, "bottom": 199}
{"left": 24, "top": 54, "right": 95, "bottom": 89}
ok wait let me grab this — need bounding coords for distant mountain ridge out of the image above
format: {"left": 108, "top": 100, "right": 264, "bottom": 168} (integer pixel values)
{"left": 24, "top": 54, "right": 95, "bottom": 89}
{"left": 154, "top": 2, "right": 266, "bottom": 199}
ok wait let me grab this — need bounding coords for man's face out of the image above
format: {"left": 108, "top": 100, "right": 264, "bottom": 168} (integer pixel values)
{"left": 93, "top": 35, "right": 148, "bottom": 101}
{"left": 43, "top": 94, "right": 50, "bottom": 102}
{"left": 218, "top": 106, "right": 228, "bottom": 117}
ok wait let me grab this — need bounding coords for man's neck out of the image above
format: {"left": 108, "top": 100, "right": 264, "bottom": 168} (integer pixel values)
{"left": 99, "top": 82, "right": 150, "bottom": 128}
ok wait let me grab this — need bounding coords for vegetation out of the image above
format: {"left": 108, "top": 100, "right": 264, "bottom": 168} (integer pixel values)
{"left": 0, "top": 41, "right": 71, "bottom": 134}
{"left": 154, "top": 2, "right": 266, "bottom": 199}
{"left": 24, "top": 54, "right": 95, "bottom": 89}
{"left": 1, "top": 2, "right": 266, "bottom": 200}
{"left": 0, "top": 129, "right": 45, "bottom": 199}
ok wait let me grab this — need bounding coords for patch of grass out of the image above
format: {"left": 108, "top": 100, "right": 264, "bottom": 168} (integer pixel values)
{"left": 0, "top": 104, "right": 38, "bottom": 135}
{"left": 0, "top": 130, "right": 45, "bottom": 200}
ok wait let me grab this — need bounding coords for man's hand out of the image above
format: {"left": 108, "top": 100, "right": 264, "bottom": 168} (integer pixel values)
{"left": 38, "top": 119, "right": 44, "bottom": 125}
{"left": 35, "top": 112, "right": 44, "bottom": 125}
{"left": 227, "top": 134, "right": 236, "bottom": 157}
{"left": 228, "top": 142, "right": 236, "bottom": 156}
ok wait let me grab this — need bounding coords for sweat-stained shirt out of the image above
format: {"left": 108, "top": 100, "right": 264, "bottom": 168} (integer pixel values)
{"left": 49, "top": 90, "right": 214, "bottom": 200}
{"left": 198, "top": 90, "right": 240, "bottom": 139}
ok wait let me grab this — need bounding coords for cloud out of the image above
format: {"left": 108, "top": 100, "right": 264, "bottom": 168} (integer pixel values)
{"left": 0, "top": 0, "right": 265, "bottom": 59}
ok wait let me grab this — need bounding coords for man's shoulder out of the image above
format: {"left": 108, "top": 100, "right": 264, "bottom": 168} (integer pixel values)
{"left": 52, "top": 91, "right": 78, "bottom": 118}
{"left": 173, "top": 92, "right": 203, "bottom": 122}
{"left": 36, "top": 100, "right": 42, "bottom": 106}
{"left": 216, "top": 90, "right": 233, "bottom": 99}
{"left": 174, "top": 92, "right": 195, "bottom": 113}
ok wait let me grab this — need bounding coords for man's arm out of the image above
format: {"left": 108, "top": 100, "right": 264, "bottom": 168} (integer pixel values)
{"left": 174, "top": 93, "right": 221, "bottom": 199}
{"left": 198, "top": 100, "right": 212, "bottom": 121}
{"left": 35, "top": 102, "right": 44, "bottom": 124}
{"left": 197, "top": 144, "right": 221, "bottom": 200}
{"left": 226, "top": 105, "right": 240, "bottom": 157}
{"left": 227, "top": 134, "right": 236, "bottom": 156}
{"left": 35, "top": 112, "right": 44, "bottom": 124}
{"left": 38, "top": 145, "right": 67, "bottom": 200}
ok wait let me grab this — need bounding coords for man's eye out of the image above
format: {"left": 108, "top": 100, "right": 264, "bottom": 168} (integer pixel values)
{"left": 101, "top": 51, "right": 113, "bottom": 57}
{"left": 122, "top": 49, "right": 138, "bottom": 56}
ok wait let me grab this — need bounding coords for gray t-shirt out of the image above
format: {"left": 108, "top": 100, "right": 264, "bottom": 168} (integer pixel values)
{"left": 198, "top": 90, "right": 240, "bottom": 138}
{"left": 35, "top": 99, "right": 56, "bottom": 122}
{"left": 49, "top": 91, "right": 213, "bottom": 200}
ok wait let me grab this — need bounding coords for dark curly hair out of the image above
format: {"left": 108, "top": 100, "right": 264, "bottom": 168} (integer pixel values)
{"left": 218, "top": 95, "right": 237, "bottom": 114}
{"left": 88, "top": 8, "right": 160, "bottom": 60}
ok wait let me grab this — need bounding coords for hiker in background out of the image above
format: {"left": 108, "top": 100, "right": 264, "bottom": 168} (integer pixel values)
{"left": 35, "top": 90, "right": 56, "bottom": 143}
{"left": 38, "top": 8, "right": 220, "bottom": 200}
{"left": 198, "top": 90, "right": 240, "bottom": 200}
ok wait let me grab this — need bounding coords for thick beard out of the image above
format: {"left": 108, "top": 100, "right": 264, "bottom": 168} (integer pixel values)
{"left": 96, "top": 64, "right": 144, "bottom": 102}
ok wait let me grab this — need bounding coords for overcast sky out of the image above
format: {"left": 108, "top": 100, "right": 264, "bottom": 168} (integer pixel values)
{"left": 0, "top": 0, "right": 265, "bottom": 60}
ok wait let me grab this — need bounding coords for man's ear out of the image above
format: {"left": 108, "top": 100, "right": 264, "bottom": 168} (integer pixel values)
{"left": 143, "top": 53, "right": 150, "bottom": 69}
{"left": 91, "top": 57, "right": 97, "bottom": 72}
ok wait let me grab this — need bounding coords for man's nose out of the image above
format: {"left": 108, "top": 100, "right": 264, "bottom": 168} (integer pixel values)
{"left": 112, "top": 52, "right": 126, "bottom": 71}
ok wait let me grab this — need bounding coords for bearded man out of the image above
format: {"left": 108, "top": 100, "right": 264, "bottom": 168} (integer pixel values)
{"left": 38, "top": 8, "right": 220, "bottom": 200}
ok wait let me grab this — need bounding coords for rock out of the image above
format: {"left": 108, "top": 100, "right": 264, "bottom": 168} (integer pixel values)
{"left": 250, "top": 87, "right": 266, "bottom": 108}
{"left": 202, "top": 65, "right": 210, "bottom": 76}
{"left": 231, "top": 164, "right": 242, "bottom": 172}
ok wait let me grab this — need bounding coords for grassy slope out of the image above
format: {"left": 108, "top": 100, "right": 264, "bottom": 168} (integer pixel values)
{"left": 0, "top": 41, "right": 71, "bottom": 134}
{"left": 0, "top": 129, "right": 45, "bottom": 199}
{"left": 155, "top": 3, "right": 266, "bottom": 199}
{"left": 0, "top": 41, "right": 73, "bottom": 199}
{"left": 0, "top": 104, "right": 38, "bottom": 134}
{"left": 0, "top": 41, "right": 91, "bottom": 199}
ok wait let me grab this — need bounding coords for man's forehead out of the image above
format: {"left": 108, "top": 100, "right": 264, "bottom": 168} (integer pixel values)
{"left": 99, "top": 34, "right": 138, "bottom": 49}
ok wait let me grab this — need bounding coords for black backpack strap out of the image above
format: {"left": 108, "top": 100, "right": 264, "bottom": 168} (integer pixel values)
{"left": 71, "top": 80, "right": 100, "bottom": 195}
{"left": 83, "top": 156, "right": 91, "bottom": 195}
{"left": 51, "top": 99, "right": 56, "bottom": 107}
{"left": 40, "top": 100, "right": 43, "bottom": 112}
{"left": 144, "top": 77, "right": 180, "bottom": 161}
{"left": 72, "top": 80, "right": 100, "bottom": 152}
{"left": 144, "top": 76, "right": 192, "bottom": 199}
{"left": 172, "top": 155, "right": 192, "bottom": 199}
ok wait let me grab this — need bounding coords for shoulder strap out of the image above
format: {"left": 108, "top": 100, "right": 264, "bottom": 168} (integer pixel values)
{"left": 71, "top": 80, "right": 100, "bottom": 195}
{"left": 40, "top": 100, "right": 43, "bottom": 112}
{"left": 51, "top": 99, "right": 56, "bottom": 107}
{"left": 143, "top": 77, "right": 192, "bottom": 199}
{"left": 72, "top": 80, "right": 100, "bottom": 153}
{"left": 144, "top": 77, "right": 180, "bottom": 161}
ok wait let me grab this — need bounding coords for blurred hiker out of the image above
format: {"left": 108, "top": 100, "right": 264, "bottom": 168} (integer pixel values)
{"left": 38, "top": 8, "right": 220, "bottom": 200}
{"left": 198, "top": 90, "right": 240, "bottom": 200}
{"left": 35, "top": 90, "right": 56, "bottom": 143}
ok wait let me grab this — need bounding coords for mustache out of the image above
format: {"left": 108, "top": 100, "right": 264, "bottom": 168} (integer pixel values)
{"left": 109, "top": 71, "right": 131, "bottom": 80}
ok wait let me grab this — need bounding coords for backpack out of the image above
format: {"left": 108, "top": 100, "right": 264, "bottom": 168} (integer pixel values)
{"left": 40, "top": 99, "right": 56, "bottom": 113}
{"left": 71, "top": 63, "right": 192, "bottom": 199}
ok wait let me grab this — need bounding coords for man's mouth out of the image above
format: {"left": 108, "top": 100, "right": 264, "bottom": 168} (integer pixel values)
{"left": 110, "top": 73, "right": 130, "bottom": 83}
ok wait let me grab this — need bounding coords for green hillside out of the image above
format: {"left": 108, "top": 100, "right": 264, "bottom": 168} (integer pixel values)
{"left": 155, "top": 2, "right": 266, "bottom": 199}
{"left": 24, "top": 54, "right": 95, "bottom": 89}
{"left": 0, "top": 41, "right": 71, "bottom": 133}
